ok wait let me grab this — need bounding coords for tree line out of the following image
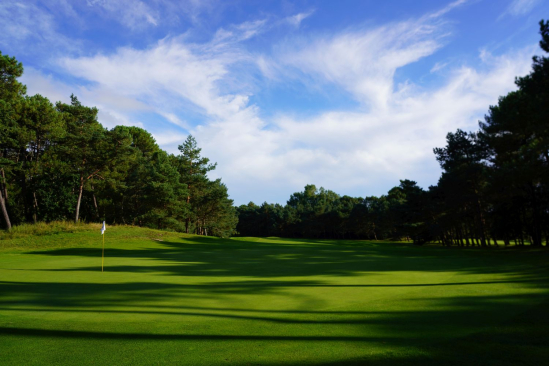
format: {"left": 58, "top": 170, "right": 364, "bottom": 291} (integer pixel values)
{"left": 0, "top": 53, "right": 237, "bottom": 236}
{"left": 236, "top": 20, "right": 549, "bottom": 247}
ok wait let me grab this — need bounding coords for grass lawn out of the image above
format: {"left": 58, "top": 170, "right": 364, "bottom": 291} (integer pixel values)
{"left": 1, "top": 225, "right": 548, "bottom": 365}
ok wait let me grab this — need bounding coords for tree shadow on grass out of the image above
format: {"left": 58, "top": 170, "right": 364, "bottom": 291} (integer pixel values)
{"left": 2, "top": 277, "right": 548, "bottom": 323}
{"left": 24, "top": 236, "right": 549, "bottom": 282}
{"left": 317, "top": 295, "right": 549, "bottom": 366}
{"left": 2, "top": 268, "right": 549, "bottom": 328}
{"left": 1, "top": 293, "right": 549, "bottom": 365}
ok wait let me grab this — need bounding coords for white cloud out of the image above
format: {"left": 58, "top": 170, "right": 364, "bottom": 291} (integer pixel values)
{"left": 60, "top": 37, "right": 248, "bottom": 119}
{"left": 268, "top": 0, "right": 471, "bottom": 111}
{"left": 0, "top": 1, "right": 79, "bottom": 55}
{"left": 430, "top": 61, "right": 449, "bottom": 73}
{"left": 84, "top": 0, "right": 222, "bottom": 29}
{"left": 86, "top": 0, "right": 159, "bottom": 28}
{"left": 20, "top": 68, "right": 74, "bottom": 104}
{"left": 285, "top": 11, "right": 314, "bottom": 28}
{"left": 196, "top": 47, "right": 532, "bottom": 203}
{"left": 43, "top": 0, "right": 80, "bottom": 19}
{"left": 276, "top": 20, "right": 444, "bottom": 110}
{"left": 151, "top": 131, "right": 188, "bottom": 146}
{"left": 21, "top": 68, "right": 150, "bottom": 129}
{"left": 97, "top": 109, "right": 145, "bottom": 129}
{"left": 504, "top": 0, "right": 540, "bottom": 16}
{"left": 426, "top": 0, "right": 470, "bottom": 19}
{"left": 211, "top": 19, "right": 268, "bottom": 46}
{"left": 159, "top": 112, "right": 190, "bottom": 130}
{"left": 233, "top": 19, "right": 268, "bottom": 41}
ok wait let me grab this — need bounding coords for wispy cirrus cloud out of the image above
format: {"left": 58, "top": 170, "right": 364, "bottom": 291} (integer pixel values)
{"left": 269, "top": 0, "right": 472, "bottom": 110}
{"left": 87, "top": 0, "right": 159, "bottom": 28}
{"left": 60, "top": 39, "right": 241, "bottom": 116}
{"left": 285, "top": 11, "right": 314, "bottom": 28}
{"left": 426, "top": 0, "right": 470, "bottom": 19}
{"left": 84, "top": 0, "right": 223, "bottom": 29}
{"left": 502, "top": 0, "right": 541, "bottom": 17}
{"left": 276, "top": 20, "right": 444, "bottom": 110}
{"left": 42, "top": 23, "right": 261, "bottom": 142}
{"left": 0, "top": 1, "right": 80, "bottom": 55}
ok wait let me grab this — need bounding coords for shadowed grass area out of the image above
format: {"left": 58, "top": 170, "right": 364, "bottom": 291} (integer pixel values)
{"left": 1, "top": 226, "right": 548, "bottom": 365}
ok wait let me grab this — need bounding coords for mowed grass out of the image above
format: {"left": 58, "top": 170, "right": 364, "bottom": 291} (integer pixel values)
{"left": 1, "top": 226, "right": 549, "bottom": 365}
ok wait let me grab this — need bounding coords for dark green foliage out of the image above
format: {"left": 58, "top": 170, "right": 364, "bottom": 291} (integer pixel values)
{"left": 236, "top": 181, "right": 427, "bottom": 241}
{"left": 193, "top": 179, "right": 238, "bottom": 237}
{"left": 33, "top": 173, "right": 79, "bottom": 222}
{"left": 0, "top": 51, "right": 26, "bottom": 99}
{"left": 0, "top": 51, "right": 27, "bottom": 230}
{"left": 124, "top": 150, "right": 187, "bottom": 229}
{"left": 173, "top": 135, "right": 218, "bottom": 234}
{"left": 478, "top": 20, "right": 549, "bottom": 247}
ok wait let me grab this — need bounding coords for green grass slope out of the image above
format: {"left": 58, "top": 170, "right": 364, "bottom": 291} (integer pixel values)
{"left": 1, "top": 226, "right": 548, "bottom": 365}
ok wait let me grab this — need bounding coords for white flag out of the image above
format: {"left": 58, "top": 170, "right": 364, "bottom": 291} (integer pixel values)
{"left": 101, "top": 221, "right": 106, "bottom": 235}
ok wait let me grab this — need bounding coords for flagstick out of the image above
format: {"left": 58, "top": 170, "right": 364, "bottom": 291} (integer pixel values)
{"left": 102, "top": 231, "right": 105, "bottom": 272}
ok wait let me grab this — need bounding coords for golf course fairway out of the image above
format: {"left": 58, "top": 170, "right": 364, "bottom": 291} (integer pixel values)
{"left": 1, "top": 225, "right": 548, "bottom": 365}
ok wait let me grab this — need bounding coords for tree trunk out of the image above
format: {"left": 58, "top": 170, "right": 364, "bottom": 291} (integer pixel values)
{"left": 0, "top": 189, "right": 11, "bottom": 230}
{"left": 457, "top": 227, "right": 464, "bottom": 246}
{"left": 185, "top": 195, "right": 190, "bottom": 234}
{"left": 0, "top": 168, "right": 11, "bottom": 230}
{"left": 530, "top": 195, "right": 543, "bottom": 246}
{"left": 21, "top": 174, "right": 31, "bottom": 223}
{"left": 75, "top": 174, "right": 84, "bottom": 223}
{"left": 91, "top": 181, "right": 100, "bottom": 220}
{"left": 1, "top": 168, "right": 8, "bottom": 199}
{"left": 93, "top": 193, "right": 99, "bottom": 220}
{"left": 464, "top": 231, "right": 471, "bottom": 247}
{"left": 467, "top": 224, "right": 475, "bottom": 246}
{"left": 32, "top": 192, "right": 39, "bottom": 224}
{"left": 474, "top": 196, "right": 487, "bottom": 247}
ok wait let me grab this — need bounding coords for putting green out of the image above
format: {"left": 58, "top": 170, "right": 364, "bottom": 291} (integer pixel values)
{"left": 1, "top": 226, "right": 548, "bottom": 365}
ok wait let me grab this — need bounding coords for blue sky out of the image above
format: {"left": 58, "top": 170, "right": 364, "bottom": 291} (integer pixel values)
{"left": 1, "top": 0, "right": 547, "bottom": 205}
